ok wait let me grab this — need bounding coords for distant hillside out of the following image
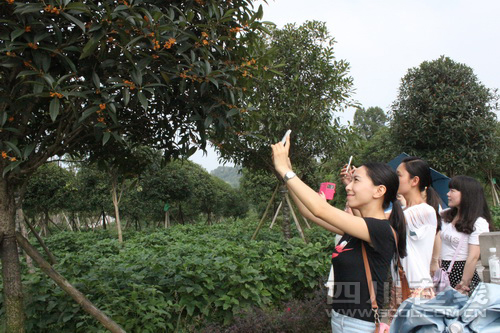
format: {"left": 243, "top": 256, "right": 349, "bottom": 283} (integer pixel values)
{"left": 211, "top": 166, "right": 242, "bottom": 188}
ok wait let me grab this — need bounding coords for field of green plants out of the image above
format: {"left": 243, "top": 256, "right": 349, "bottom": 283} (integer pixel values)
{"left": 0, "top": 217, "right": 335, "bottom": 332}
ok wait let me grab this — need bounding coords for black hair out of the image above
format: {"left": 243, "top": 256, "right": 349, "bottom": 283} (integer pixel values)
{"left": 363, "top": 162, "right": 407, "bottom": 258}
{"left": 441, "top": 175, "right": 492, "bottom": 234}
{"left": 401, "top": 157, "right": 442, "bottom": 232}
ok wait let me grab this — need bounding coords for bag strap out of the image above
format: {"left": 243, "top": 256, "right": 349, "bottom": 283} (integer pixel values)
{"left": 447, "top": 233, "right": 467, "bottom": 273}
{"left": 361, "top": 226, "right": 409, "bottom": 332}
{"left": 361, "top": 242, "right": 380, "bottom": 332}
{"left": 390, "top": 227, "right": 410, "bottom": 301}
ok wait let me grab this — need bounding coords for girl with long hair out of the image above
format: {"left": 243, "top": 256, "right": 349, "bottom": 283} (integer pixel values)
{"left": 388, "top": 157, "right": 441, "bottom": 321}
{"left": 272, "top": 136, "right": 406, "bottom": 332}
{"left": 439, "top": 175, "right": 492, "bottom": 295}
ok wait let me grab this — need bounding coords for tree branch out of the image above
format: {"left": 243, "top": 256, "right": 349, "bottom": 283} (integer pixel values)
{"left": 23, "top": 217, "right": 57, "bottom": 265}
{"left": 15, "top": 232, "right": 126, "bottom": 333}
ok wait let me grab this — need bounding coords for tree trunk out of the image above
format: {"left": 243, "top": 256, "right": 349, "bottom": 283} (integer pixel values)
{"left": 17, "top": 209, "right": 35, "bottom": 274}
{"left": 42, "top": 211, "right": 49, "bottom": 236}
{"left": 178, "top": 204, "right": 185, "bottom": 224}
{"left": 280, "top": 184, "right": 291, "bottom": 240}
{"left": 0, "top": 177, "right": 25, "bottom": 333}
{"left": 111, "top": 175, "right": 123, "bottom": 243}
{"left": 101, "top": 209, "right": 107, "bottom": 230}
{"left": 15, "top": 233, "right": 126, "bottom": 333}
{"left": 164, "top": 211, "right": 170, "bottom": 228}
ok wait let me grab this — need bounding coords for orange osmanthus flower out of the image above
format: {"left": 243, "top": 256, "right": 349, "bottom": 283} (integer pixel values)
{"left": 50, "top": 92, "right": 63, "bottom": 98}
{"left": 99, "top": 103, "right": 106, "bottom": 110}
{"left": 27, "top": 42, "right": 38, "bottom": 49}
{"left": 25, "top": 26, "right": 31, "bottom": 32}
{"left": 1, "top": 151, "right": 7, "bottom": 159}
{"left": 123, "top": 80, "right": 136, "bottom": 90}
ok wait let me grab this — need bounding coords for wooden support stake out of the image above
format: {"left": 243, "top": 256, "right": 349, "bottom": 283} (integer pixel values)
{"left": 15, "top": 232, "right": 126, "bottom": 333}
{"left": 62, "top": 213, "right": 73, "bottom": 231}
{"left": 24, "top": 218, "right": 57, "bottom": 265}
{"left": 302, "top": 216, "right": 312, "bottom": 229}
{"left": 252, "top": 184, "right": 280, "bottom": 240}
{"left": 269, "top": 201, "right": 283, "bottom": 229}
{"left": 0, "top": 231, "right": 3, "bottom": 246}
{"left": 285, "top": 194, "right": 307, "bottom": 243}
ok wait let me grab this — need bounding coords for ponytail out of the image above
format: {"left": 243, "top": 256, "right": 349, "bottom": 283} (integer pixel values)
{"left": 425, "top": 186, "right": 442, "bottom": 232}
{"left": 389, "top": 199, "right": 407, "bottom": 258}
{"left": 364, "top": 162, "right": 407, "bottom": 259}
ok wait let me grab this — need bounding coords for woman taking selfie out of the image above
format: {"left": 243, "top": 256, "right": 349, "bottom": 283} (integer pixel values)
{"left": 272, "top": 135, "right": 406, "bottom": 332}
{"left": 439, "top": 175, "right": 491, "bottom": 295}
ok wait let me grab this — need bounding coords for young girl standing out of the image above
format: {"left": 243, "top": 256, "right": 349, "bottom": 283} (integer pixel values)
{"left": 439, "top": 176, "right": 492, "bottom": 295}
{"left": 389, "top": 157, "right": 441, "bottom": 320}
{"left": 272, "top": 136, "right": 406, "bottom": 332}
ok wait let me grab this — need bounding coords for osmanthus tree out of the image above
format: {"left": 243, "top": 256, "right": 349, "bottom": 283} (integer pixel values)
{"left": 391, "top": 56, "right": 498, "bottom": 176}
{"left": 86, "top": 144, "right": 155, "bottom": 242}
{"left": 214, "top": 21, "right": 354, "bottom": 238}
{"left": 0, "top": 0, "right": 268, "bottom": 331}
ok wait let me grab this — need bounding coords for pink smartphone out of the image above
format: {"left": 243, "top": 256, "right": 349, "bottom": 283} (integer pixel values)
{"left": 319, "top": 182, "right": 336, "bottom": 200}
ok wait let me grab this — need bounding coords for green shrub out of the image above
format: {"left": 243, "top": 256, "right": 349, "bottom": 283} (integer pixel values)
{"left": 1, "top": 218, "right": 335, "bottom": 332}
{"left": 491, "top": 206, "right": 500, "bottom": 231}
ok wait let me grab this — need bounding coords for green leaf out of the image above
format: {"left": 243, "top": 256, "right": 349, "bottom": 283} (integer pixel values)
{"left": 2, "top": 160, "right": 22, "bottom": 177}
{"left": 10, "top": 29, "right": 24, "bottom": 41}
{"left": 123, "top": 88, "right": 130, "bottom": 106}
{"left": 0, "top": 112, "right": 7, "bottom": 126}
{"left": 204, "top": 60, "right": 211, "bottom": 75}
{"left": 49, "top": 98, "right": 60, "bottom": 122}
{"left": 102, "top": 132, "right": 111, "bottom": 145}
{"left": 22, "top": 143, "right": 36, "bottom": 159}
{"left": 92, "top": 71, "right": 100, "bottom": 88}
{"left": 3, "top": 141, "right": 21, "bottom": 157}
{"left": 138, "top": 91, "right": 148, "bottom": 110}
{"left": 64, "top": 2, "right": 90, "bottom": 13}
{"left": 79, "top": 105, "right": 100, "bottom": 122}
{"left": 61, "top": 12, "right": 86, "bottom": 32}
{"left": 80, "top": 32, "right": 104, "bottom": 59}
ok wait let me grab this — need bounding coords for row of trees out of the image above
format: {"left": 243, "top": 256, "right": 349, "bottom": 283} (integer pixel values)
{"left": 23, "top": 159, "right": 248, "bottom": 234}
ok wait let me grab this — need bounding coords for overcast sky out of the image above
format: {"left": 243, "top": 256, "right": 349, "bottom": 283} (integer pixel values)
{"left": 192, "top": 0, "right": 500, "bottom": 172}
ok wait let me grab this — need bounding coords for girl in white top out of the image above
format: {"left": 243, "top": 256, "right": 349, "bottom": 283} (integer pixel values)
{"left": 389, "top": 157, "right": 441, "bottom": 321}
{"left": 439, "top": 175, "right": 492, "bottom": 295}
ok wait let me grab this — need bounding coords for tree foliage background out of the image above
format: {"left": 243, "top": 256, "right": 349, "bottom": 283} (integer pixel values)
{"left": 216, "top": 20, "right": 355, "bottom": 180}
{"left": 390, "top": 56, "right": 498, "bottom": 176}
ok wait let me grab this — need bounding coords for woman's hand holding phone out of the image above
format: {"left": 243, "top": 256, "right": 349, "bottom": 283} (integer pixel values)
{"left": 340, "top": 164, "right": 355, "bottom": 186}
{"left": 272, "top": 132, "right": 292, "bottom": 176}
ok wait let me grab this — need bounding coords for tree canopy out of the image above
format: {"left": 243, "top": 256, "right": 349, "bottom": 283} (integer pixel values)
{"left": 353, "top": 106, "right": 387, "bottom": 139}
{"left": 0, "top": 0, "right": 269, "bottom": 331}
{"left": 390, "top": 56, "right": 498, "bottom": 176}
{"left": 215, "top": 20, "right": 354, "bottom": 179}
{"left": 1, "top": 0, "right": 268, "bottom": 182}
